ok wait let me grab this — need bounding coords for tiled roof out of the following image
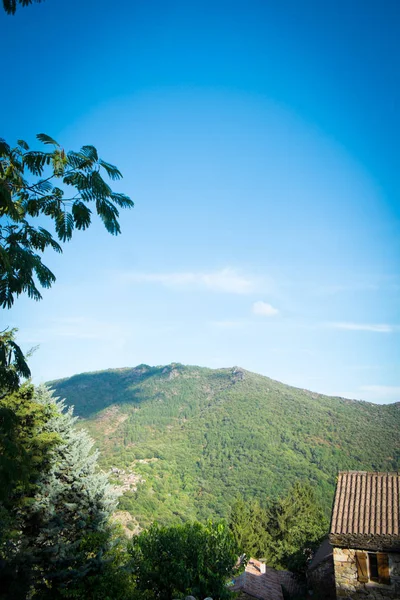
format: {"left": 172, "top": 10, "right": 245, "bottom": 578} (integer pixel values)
{"left": 330, "top": 471, "right": 400, "bottom": 536}
{"left": 231, "top": 559, "right": 283, "bottom": 600}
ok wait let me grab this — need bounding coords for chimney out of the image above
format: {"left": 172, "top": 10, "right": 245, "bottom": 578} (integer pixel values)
{"left": 259, "top": 561, "right": 266, "bottom": 574}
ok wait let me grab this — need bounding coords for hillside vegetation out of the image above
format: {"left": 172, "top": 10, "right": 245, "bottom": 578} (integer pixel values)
{"left": 49, "top": 364, "right": 400, "bottom": 527}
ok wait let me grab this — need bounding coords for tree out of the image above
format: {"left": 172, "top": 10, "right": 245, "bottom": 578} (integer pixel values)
{"left": 229, "top": 484, "right": 328, "bottom": 572}
{"left": 0, "top": 385, "right": 61, "bottom": 598}
{"left": 0, "top": 384, "right": 60, "bottom": 506}
{"left": 129, "top": 521, "right": 239, "bottom": 600}
{"left": 0, "top": 134, "right": 133, "bottom": 308}
{"left": 266, "top": 482, "right": 328, "bottom": 571}
{"left": 229, "top": 495, "right": 271, "bottom": 559}
{"left": 3, "top": 0, "right": 43, "bottom": 15}
{"left": 0, "top": 386, "right": 132, "bottom": 599}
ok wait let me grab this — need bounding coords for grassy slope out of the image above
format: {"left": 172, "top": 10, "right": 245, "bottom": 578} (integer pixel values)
{"left": 49, "top": 363, "right": 400, "bottom": 527}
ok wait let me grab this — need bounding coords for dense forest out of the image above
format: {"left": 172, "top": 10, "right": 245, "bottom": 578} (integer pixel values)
{"left": 50, "top": 363, "right": 400, "bottom": 527}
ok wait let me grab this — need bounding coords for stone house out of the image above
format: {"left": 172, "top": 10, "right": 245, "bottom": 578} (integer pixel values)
{"left": 329, "top": 471, "right": 400, "bottom": 599}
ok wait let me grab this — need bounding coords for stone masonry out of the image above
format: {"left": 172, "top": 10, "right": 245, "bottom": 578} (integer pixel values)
{"left": 333, "top": 548, "right": 400, "bottom": 599}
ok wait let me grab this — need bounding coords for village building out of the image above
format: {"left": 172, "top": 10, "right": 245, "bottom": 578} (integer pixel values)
{"left": 329, "top": 471, "right": 400, "bottom": 599}
{"left": 230, "top": 558, "right": 284, "bottom": 600}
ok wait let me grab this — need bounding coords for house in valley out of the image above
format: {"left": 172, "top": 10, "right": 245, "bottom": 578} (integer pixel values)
{"left": 329, "top": 471, "right": 400, "bottom": 599}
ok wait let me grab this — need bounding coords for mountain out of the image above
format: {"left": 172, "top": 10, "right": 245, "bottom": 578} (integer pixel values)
{"left": 48, "top": 363, "right": 400, "bottom": 528}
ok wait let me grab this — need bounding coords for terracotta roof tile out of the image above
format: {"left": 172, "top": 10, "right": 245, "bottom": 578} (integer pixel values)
{"left": 231, "top": 559, "right": 284, "bottom": 600}
{"left": 330, "top": 471, "right": 400, "bottom": 536}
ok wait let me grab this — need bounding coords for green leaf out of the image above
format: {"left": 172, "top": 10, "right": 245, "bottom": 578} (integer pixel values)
{"left": 55, "top": 210, "right": 74, "bottom": 242}
{"left": 63, "top": 171, "right": 92, "bottom": 192}
{"left": 24, "top": 224, "right": 58, "bottom": 252}
{"left": 24, "top": 199, "right": 41, "bottom": 217}
{"left": 91, "top": 170, "right": 112, "bottom": 199}
{"left": 8, "top": 340, "right": 31, "bottom": 379}
{"left": 2, "top": 0, "right": 17, "bottom": 15}
{"left": 0, "top": 182, "right": 13, "bottom": 211}
{"left": 34, "top": 179, "right": 53, "bottom": 194}
{"left": 36, "top": 133, "right": 59, "bottom": 147}
{"left": 0, "top": 278, "right": 14, "bottom": 308}
{"left": 3, "top": 0, "right": 44, "bottom": 14}
{"left": 110, "top": 192, "right": 134, "bottom": 208}
{"left": 96, "top": 199, "right": 120, "bottom": 235}
{"left": 34, "top": 259, "right": 56, "bottom": 288}
{"left": 0, "top": 138, "right": 11, "bottom": 156}
{"left": 23, "top": 151, "right": 51, "bottom": 176}
{"left": 42, "top": 197, "right": 63, "bottom": 218}
{"left": 98, "top": 159, "right": 123, "bottom": 181}
{"left": 80, "top": 145, "right": 98, "bottom": 162}
{"left": 17, "top": 139, "right": 29, "bottom": 150}
{"left": 0, "top": 246, "right": 11, "bottom": 269}
{"left": 66, "top": 151, "right": 92, "bottom": 170}
{"left": 37, "top": 228, "right": 62, "bottom": 253}
{"left": 72, "top": 201, "right": 92, "bottom": 230}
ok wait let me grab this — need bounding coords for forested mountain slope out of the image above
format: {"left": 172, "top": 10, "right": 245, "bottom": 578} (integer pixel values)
{"left": 48, "top": 364, "right": 400, "bottom": 527}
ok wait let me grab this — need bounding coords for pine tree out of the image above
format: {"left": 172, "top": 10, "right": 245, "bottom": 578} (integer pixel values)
{"left": 0, "top": 386, "right": 130, "bottom": 599}
{"left": 229, "top": 484, "right": 328, "bottom": 572}
{"left": 229, "top": 496, "right": 271, "bottom": 559}
{"left": 0, "top": 385, "right": 62, "bottom": 597}
{"left": 267, "top": 482, "right": 328, "bottom": 571}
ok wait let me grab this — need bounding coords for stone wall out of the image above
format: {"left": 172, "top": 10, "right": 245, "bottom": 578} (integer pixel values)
{"left": 333, "top": 548, "right": 400, "bottom": 599}
{"left": 307, "top": 555, "right": 335, "bottom": 600}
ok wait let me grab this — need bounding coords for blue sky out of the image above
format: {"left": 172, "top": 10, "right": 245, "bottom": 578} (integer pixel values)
{"left": 1, "top": 0, "right": 399, "bottom": 403}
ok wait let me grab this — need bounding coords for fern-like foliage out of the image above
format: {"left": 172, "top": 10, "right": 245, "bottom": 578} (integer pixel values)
{"left": 2, "top": 0, "right": 44, "bottom": 15}
{"left": 0, "top": 134, "right": 133, "bottom": 308}
{"left": 0, "top": 328, "right": 31, "bottom": 394}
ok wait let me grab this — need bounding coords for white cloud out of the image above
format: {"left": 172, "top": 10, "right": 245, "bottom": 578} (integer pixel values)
{"left": 327, "top": 322, "right": 395, "bottom": 333}
{"left": 252, "top": 301, "right": 279, "bottom": 317}
{"left": 120, "top": 268, "right": 259, "bottom": 294}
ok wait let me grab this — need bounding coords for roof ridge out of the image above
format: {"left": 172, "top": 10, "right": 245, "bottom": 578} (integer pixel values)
{"left": 337, "top": 470, "right": 400, "bottom": 475}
